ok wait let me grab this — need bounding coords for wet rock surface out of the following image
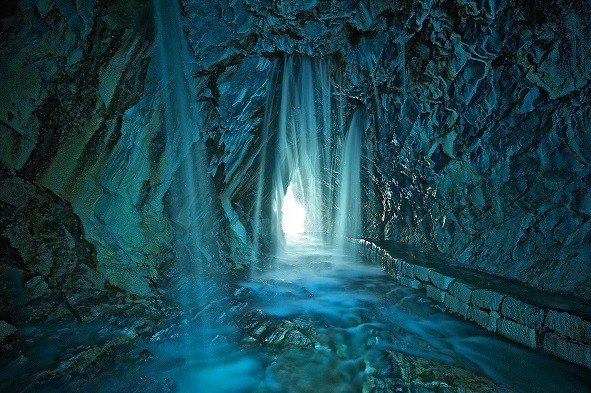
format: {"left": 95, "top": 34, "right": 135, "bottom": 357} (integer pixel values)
{"left": 2, "top": 0, "right": 589, "bottom": 307}
{"left": 0, "top": 162, "right": 181, "bottom": 391}
{"left": 0, "top": 163, "right": 113, "bottom": 323}
{"left": 2, "top": 237, "right": 591, "bottom": 392}
{"left": 364, "top": 0, "right": 591, "bottom": 298}
{"left": 0, "top": 0, "right": 166, "bottom": 296}
{"left": 1, "top": 0, "right": 590, "bottom": 390}
{"left": 231, "top": 281, "right": 508, "bottom": 393}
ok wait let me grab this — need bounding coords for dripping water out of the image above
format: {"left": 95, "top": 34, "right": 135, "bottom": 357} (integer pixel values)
{"left": 334, "top": 110, "right": 363, "bottom": 237}
{"left": 399, "top": 40, "right": 407, "bottom": 120}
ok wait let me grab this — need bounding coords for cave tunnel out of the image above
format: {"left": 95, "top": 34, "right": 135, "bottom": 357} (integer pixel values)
{"left": 1, "top": 0, "right": 591, "bottom": 392}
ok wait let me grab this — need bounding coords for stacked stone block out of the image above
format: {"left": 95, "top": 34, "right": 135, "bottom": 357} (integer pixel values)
{"left": 339, "top": 235, "right": 591, "bottom": 369}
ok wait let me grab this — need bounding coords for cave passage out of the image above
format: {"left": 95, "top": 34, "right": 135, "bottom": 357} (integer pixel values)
{"left": 130, "top": 53, "right": 590, "bottom": 392}
{"left": 2, "top": 0, "right": 591, "bottom": 391}
{"left": 281, "top": 183, "right": 306, "bottom": 239}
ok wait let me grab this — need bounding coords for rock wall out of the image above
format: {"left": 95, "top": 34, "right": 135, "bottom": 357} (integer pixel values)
{"left": 1, "top": 0, "right": 589, "bottom": 304}
{"left": 365, "top": 0, "right": 591, "bottom": 298}
{"left": 0, "top": 0, "right": 166, "bottom": 297}
{"left": 0, "top": 163, "right": 111, "bottom": 325}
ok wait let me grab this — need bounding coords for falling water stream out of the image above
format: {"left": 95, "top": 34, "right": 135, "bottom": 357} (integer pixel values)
{"left": 251, "top": 54, "right": 365, "bottom": 250}
{"left": 149, "top": 1, "right": 233, "bottom": 389}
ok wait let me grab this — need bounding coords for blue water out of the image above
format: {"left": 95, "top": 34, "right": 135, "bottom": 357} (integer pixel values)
{"left": 134, "top": 235, "right": 590, "bottom": 392}
{"left": 4, "top": 235, "right": 590, "bottom": 392}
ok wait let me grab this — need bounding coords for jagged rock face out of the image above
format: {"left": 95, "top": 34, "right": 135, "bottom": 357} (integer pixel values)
{"left": 1, "top": 0, "right": 590, "bottom": 303}
{"left": 183, "top": 0, "right": 591, "bottom": 298}
{"left": 0, "top": 0, "right": 167, "bottom": 296}
{"left": 0, "top": 163, "right": 111, "bottom": 324}
{"left": 362, "top": 0, "right": 591, "bottom": 298}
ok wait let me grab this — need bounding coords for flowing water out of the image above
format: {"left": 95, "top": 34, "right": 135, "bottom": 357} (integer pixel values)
{"left": 105, "top": 237, "right": 591, "bottom": 392}
{"left": 4, "top": 236, "right": 591, "bottom": 392}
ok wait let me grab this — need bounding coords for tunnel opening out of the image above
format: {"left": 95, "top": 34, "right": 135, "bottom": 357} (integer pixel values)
{"left": 251, "top": 54, "right": 366, "bottom": 252}
{"left": 280, "top": 182, "right": 306, "bottom": 239}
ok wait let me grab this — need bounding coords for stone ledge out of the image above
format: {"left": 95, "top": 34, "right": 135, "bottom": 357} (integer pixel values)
{"left": 426, "top": 285, "right": 445, "bottom": 303}
{"left": 448, "top": 281, "right": 473, "bottom": 304}
{"left": 444, "top": 293, "right": 469, "bottom": 317}
{"left": 400, "top": 261, "right": 415, "bottom": 278}
{"left": 501, "top": 296, "right": 542, "bottom": 330}
{"left": 471, "top": 289, "right": 504, "bottom": 311}
{"left": 542, "top": 332, "right": 591, "bottom": 368}
{"left": 498, "top": 318, "right": 537, "bottom": 348}
{"left": 467, "top": 307, "right": 499, "bottom": 332}
{"left": 413, "top": 265, "right": 431, "bottom": 282}
{"left": 545, "top": 310, "right": 591, "bottom": 345}
{"left": 399, "top": 276, "right": 423, "bottom": 290}
{"left": 340, "top": 235, "right": 591, "bottom": 369}
{"left": 429, "top": 270, "right": 455, "bottom": 290}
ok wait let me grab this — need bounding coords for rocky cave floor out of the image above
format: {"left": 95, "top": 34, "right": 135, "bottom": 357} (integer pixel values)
{"left": 1, "top": 238, "right": 591, "bottom": 393}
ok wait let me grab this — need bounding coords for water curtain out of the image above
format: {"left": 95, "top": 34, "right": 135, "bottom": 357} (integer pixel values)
{"left": 254, "top": 55, "right": 365, "bottom": 251}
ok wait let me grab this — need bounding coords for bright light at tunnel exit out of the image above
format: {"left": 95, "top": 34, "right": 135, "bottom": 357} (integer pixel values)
{"left": 281, "top": 183, "right": 306, "bottom": 238}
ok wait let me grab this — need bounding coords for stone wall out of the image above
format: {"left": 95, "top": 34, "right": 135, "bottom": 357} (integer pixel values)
{"left": 345, "top": 236, "right": 591, "bottom": 369}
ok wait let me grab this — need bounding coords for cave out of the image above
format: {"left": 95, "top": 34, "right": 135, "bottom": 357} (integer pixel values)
{"left": 1, "top": 0, "right": 591, "bottom": 391}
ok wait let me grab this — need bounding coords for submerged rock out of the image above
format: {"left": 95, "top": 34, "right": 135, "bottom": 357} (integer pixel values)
{"left": 0, "top": 320, "right": 17, "bottom": 343}
{"left": 367, "top": 351, "right": 505, "bottom": 393}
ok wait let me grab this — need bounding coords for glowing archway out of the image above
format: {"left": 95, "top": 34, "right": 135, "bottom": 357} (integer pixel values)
{"left": 281, "top": 183, "right": 306, "bottom": 238}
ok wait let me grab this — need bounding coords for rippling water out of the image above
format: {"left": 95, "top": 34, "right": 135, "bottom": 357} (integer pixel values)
{"left": 139, "top": 235, "right": 590, "bottom": 392}
{"left": 6, "top": 236, "right": 590, "bottom": 392}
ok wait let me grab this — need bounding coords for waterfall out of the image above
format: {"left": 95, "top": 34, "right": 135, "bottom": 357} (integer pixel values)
{"left": 335, "top": 110, "right": 363, "bottom": 237}
{"left": 399, "top": 40, "right": 407, "bottom": 120}
{"left": 253, "top": 55, "right": 365, "bottom": 253}
{"left": 152, "top": 0, "right": 211, "bottom": 248}
{"left": 150, "top": 2, "right": 235, "bottom": 389}
{"left": 152, "top": 0, "right": 198, "bottom": 159}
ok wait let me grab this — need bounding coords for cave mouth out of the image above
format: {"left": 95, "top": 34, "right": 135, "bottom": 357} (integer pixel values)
{"left": 252, "top": 54, "right": 365, "bottom": 249}
{"left": 281, "top": 182, "right": 306, "bottom": 239}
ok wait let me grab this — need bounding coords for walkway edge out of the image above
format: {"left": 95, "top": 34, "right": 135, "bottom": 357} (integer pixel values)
{"left": 338, "top": 235, "right": 591, "bottom": 369}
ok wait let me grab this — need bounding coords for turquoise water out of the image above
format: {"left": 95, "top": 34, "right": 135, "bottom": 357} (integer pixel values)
{"left": 4, "top": 236, "right": 590, "bottom": 392}
{"left": 132, "top": 236, "right": 590, "bottom": 392}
